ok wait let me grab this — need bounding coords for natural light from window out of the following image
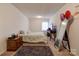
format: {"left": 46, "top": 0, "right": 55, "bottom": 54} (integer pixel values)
{"left": 42, "top": 22, "right": 49, "bottom": 31}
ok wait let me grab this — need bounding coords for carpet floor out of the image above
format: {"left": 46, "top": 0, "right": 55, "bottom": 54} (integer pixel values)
{"left": 14, "top": 46, "right": 54, "bottom": 56}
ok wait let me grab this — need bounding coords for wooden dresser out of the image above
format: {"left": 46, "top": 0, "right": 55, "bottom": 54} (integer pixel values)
{"left": 7, "top": 36, "right": 23, "bottom": 51}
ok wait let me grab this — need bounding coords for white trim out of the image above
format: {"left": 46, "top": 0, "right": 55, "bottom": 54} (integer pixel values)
{"left": 71, "top": 49, "right": 77, "bottom": 56}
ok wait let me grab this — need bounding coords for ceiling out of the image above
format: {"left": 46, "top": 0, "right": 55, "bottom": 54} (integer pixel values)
{"left": 13, "top": 3, "right": 65, "bottom": 18}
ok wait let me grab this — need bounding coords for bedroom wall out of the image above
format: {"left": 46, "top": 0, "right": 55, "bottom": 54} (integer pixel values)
{"left": 29, "top": 18, "right": 42, "bottom": 32}
{"left": 52, "top": 3, "right": 79, "bottom": 55}
{"left": 0, "top": 4, "right": 29, "bottom": 55}
{"left": 28, "top": 17, "right": 49, "bottom": 35}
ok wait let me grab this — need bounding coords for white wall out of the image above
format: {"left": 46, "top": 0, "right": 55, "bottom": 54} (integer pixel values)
{"left": 29, "top": 18, "right": 42, "bottom": 32}
{"left": 52, "top": 3, "right": 79, "bottom": 55}
{"left": 29, "top": 17, "right": 49, "bottom": 35}
{"left": 0, "top": 4, "right": 29, "bottom": 54}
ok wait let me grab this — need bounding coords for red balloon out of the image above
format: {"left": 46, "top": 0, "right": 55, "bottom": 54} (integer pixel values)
{"left": 60, "top": 13, "right": 65, "bottom": 21}
{"left": 65, "top": 10, "right": 71, "bottom": 20}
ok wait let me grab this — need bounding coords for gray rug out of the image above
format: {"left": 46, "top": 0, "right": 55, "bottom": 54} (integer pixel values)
{"left": 14, "top": 46, "right": 54, "bottom": 56}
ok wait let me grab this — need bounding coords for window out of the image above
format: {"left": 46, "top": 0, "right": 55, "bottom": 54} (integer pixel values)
{"left": 42, "top": 22, "right": 49, "bottom": 31}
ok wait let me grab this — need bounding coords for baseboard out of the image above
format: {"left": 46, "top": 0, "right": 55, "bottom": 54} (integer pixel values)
{"left": 71, "top": 49, "right": 77, "bottom": 56}
{"left": 0, "top": 50, "right": 6, "bottom": 56}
